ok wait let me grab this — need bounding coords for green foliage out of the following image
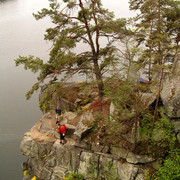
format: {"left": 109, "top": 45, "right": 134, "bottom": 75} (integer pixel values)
{"left": 63, "top": 172, "right": 84, "bottom": 180}
{"left": 91, "top": 120, "right": 98, "bottom": 132}
{"left": 39, "top": 82, "right": 66, "bottom": 112}
{"left": 39, "top": 87, "right": 53, "bottom": 112}
{"left": 152, "top": 149, "right": 180, "bottom": 180}
{"left": 153, "top": 114, "right": 176, "bottom": 148}
{"left": 139, "top": 113, "right": 153, "bottom": 139}
{"left": 15, "top": 0, "right": 130, "bottom": 111}
{"left": 104, "top": 79, "right": 143, "bottom": 121}
{"left": 129, "top": 0, "right": 180, "bottom": 70}
{"left": 26, "top": 83, "right": 39, "bottom": 100}
{"left": 15, "top": 55, "right": 44, "bottom": 73}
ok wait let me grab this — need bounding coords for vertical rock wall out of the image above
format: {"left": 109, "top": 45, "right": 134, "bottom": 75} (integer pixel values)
{"left": 21, "top": 132, "right": 157, "bottom": 180}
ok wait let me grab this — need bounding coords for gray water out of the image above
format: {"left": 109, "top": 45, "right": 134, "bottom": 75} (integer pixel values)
{"left": 0, "top": 0, "right": 51, "bottom": 179}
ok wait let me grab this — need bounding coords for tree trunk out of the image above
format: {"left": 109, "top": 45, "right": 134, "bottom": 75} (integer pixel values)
{"left": 150, "top": 54, "right": 166, "bottom": 137}
{"left": 157, "top": 0, "right": 162, "bottom": 65}
{"left": 93, "top": 57, "right": 104, "bottom": 111}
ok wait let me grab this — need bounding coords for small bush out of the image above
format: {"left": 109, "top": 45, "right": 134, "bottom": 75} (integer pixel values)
{"left": 152, "top": 149, "right": 180, "bottom": 180}
{"left": 63, "top": 172, "right": 84, "bottom": 180}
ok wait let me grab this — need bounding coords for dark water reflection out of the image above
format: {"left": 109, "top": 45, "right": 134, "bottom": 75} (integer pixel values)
{"left": 0, "top": 0, "right": 51, "bottom": 179}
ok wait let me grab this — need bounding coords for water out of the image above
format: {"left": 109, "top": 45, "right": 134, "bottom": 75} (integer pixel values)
{"left": 0, "top": 0, "right": 51, "bottom": 179}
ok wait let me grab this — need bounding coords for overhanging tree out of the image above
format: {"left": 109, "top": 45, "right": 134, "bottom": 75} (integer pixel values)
{"left": 15, "top": 0, "right": 128, "bottom": 110}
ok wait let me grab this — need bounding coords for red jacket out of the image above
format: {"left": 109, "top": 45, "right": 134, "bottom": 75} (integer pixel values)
{"left": 59, "top": 125, "right": 67, "bottom": 134}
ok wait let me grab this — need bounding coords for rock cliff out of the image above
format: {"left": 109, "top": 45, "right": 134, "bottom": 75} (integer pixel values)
{"left": 21, "top": 112, "right": 158, "bottom": 180}
{"left": 21, "top": 54, "right": 180, "bottom": 180}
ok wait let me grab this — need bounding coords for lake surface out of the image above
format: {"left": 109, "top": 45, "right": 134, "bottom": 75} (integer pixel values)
{"left": 0, "top": 0, "right": 51, "bottom": 179}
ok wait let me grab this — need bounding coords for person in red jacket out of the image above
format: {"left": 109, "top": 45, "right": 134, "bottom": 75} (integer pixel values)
{"left": 58, "top": 124, "right": 67, "bottom": 145}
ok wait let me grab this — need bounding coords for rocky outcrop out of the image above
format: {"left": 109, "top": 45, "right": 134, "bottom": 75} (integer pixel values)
{"left": 21, "top": 55, "right": 180, "bottom": 179}
{"left": 21, "top": 112, "right": 158, "bottom": 180}
{"left": 161, "top": 54, "right": 180, "bottom": 118}
{"left": 21, "top": 133, "right": 156, "bottom": 180}
{"left": 74, "top": 112, "right": 94, "bottom": 140}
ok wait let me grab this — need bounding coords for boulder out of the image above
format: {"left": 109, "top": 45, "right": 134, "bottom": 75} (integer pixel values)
{"left": 140, "top": 92, "right": 156, "bottom": 107}
{"left": 61, "top": 112, "right": 77, "bottom": 136}
{"left": 113, "top": 160, "right": 139, "bottom": 180}
{"left": 73, "top": 112, "right": 94, "bottom": 140}
{"left": 126, "top": 152, "right": 155, "bottom": 164}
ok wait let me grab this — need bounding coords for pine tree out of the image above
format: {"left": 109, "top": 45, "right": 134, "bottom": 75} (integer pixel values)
{"left": 129, "top": 0, "right": 180, "bottom": 69}
{"left": 15, "top": 0, "right": 128, "bottom": 110}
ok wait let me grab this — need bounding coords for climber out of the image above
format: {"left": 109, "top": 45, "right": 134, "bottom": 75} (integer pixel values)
{"left": 55, "top": 105, "right": 61, "bottom": 124}
{"left": 58, "top": 124, "right": 67, "bottom": 145}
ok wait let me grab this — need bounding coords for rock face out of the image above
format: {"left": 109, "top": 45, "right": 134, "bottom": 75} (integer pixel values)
{"left": 21, "top": 55, "right": 180, "bottom": 179}
{"left": 73, "top": 112, "right": 94, "bottom": 140}
{"left": 159, "top": 54, "right": 180, "bottom": 118}
{"left": 21, "top": 113, "right": 157, "bottom": 180}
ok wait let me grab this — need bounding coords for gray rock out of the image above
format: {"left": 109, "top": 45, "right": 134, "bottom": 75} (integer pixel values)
{"left": 78, "top": 152, "right": 93, "bottom": 177}
{"left": 51, "top": 166, "right": 69, "bottom": 180}
{"left": 109, "top": 102, "right": 116, "bottom": 122}
{"left": 28, "top": 157, "right": 43, "bottom": 178}
{"left": 111, "top": 146, "right": 128, "bottom": 159}
{"left": 40, "top": 167, "right": 52, "bottom": 180}
{"left": 126, "top": 152, "right": 155, "bottom": 164}
{"left": 54, "top": 144, "right": 71, "bottom": 168}
{"left": 61, "top": 112, "right": 77, "bottom": 136}
{"left": 75, "top": 139, "right": 91, "bottom": 150}
{"left": 171, "top": 120, "right": 180, "bottom": 134}
{"left": 140, "top": 92, "right": 156, "bottom": 107}
{"left": 160, "top": 54, "right": 180, "bottom": 118}
{"left": 114, "top": 160, "right": 139, "bottom": 180}
{"left": 38, "top": 113, "right": 55, "bottom": 134}
{"left": 135, "top": 173, "right": 144, "bottom": 180}
{"left": 78, "top": 152, "right": 99, "bottom": 179}
{"left": 20, "top": 135, "right": 39, "bottom": 158}
{"left": 77, "top": 86, "right": 92, "bottom": 99}
{"left": 75, "top": 98, "right": 82, "bottom": 104}
{"left": 99, "top": 155, "right": 115, "bottom": 179}
{"left": 70, "top": 147, "right": 82, "bottom": 171}
{"left": 91, "top": 142, "right": 104, "bottom": 153}
{"left": 73, "top": 112, "right": 94, "bottom": 140}
{"left": 151, "top": 160, "right": 161, "bottom": 170}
